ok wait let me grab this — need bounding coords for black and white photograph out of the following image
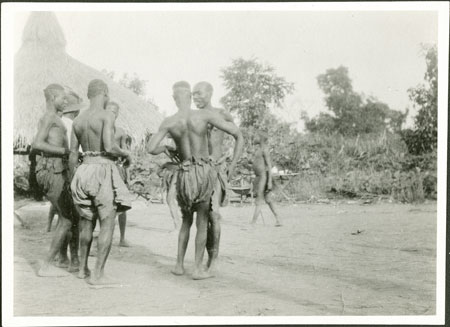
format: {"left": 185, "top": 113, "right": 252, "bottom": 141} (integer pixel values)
{"left": 2, "top": 2, "right": 448, "bottom": 326}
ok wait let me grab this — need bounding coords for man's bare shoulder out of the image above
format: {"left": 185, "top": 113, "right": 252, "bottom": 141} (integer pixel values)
{"left": 39, "top": 111, "right": 58, "bottom": 123}
{"left": 212, "top": 107, "right": 233, "bottom": 121}
{"left": 160, "top": 113, "right": 178, "bottom": 127}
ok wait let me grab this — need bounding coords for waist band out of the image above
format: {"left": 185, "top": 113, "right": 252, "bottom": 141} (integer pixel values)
{"left": 82, "top": 156, "right": 115, "bottom": 164}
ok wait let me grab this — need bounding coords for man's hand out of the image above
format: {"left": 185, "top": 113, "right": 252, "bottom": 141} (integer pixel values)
{"left": 227, "top": 163, "right": 236, "bottom": 182}
{"left": 164, "top": 145, "right": 180, "bottom": 163}
{"left": 124, "top": 152, "right": 132, "bottom": 167}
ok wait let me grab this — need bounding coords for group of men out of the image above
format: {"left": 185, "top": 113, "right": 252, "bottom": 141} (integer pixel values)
{"left": 32, "top": 78, "right": 281, "bottom": 286}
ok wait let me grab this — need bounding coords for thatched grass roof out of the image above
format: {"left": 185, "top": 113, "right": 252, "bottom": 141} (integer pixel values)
{"left": 14, "top": 12, "right": 163, "bottom": 148}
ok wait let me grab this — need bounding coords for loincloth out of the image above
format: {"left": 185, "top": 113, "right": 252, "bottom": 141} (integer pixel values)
{"left": 35, "top": 155, "right": 74, "bottom": 219}
{"left": 70, "top": 155, "right": 132, "bottom": 220}
{"left": 211, "top": 161, "right": 229, "bottom": 213}
{"left": 176, "top": 157, "right": 217, "bottom": 215}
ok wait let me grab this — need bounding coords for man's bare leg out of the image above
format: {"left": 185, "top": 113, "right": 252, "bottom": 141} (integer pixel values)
{"left": 251, "top": 204, "right": 263, "bottom": 225}
{"left": 167, "top": 177, "right": 180, "bottom": 229}
{"left": 88, "top": 211, "right": 118, "bottom": 286}
{"left": 171, "top": 211, "right": 193, "bottom": 276}
{"left": 266, "top": 195, "right": 282, "bottom": 226}
{"left": 56, "top": 232, "right": 70, "bottom": 268}
{"left": 68, "top": 221, "right": 80, "bottom": 271}
{"left": 118, "top": 212, "right": 130, "bottom": 247}
{"left": 47, "top": 204, "right": 58, "bottom": 232}
{"left": 38, "top": 215, "right": 72, "bottom": 277}
{"left": 78, "top": 218, "right": 94, "bottom": 279}
{"left": 206, "top": 211, "right": 221, "bottom": 273}
{"left": 193, "top": 201, "right": 214, "bottom": 280}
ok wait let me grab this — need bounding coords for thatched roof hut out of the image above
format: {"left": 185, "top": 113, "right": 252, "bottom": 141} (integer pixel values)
{"left": 14, "top": 12, "right": 163, "bottom": 149}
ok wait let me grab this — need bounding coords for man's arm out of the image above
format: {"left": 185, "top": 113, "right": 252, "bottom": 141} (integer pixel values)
{"left": 103, "top": 112, "right": 130, "bottom": 159}
{"left": 68, "top": 128, "right": 80, "bottom": 180}
{"left": 147, "top": 122, "right": 170, "bottom": 155}
{"left": 206, "top": 111, "right": 243, "bottom": 179}
{"left": 262, "top": 147, "right": 273, "bottom": 190}
{"left": 31, "top": 115, "right": 67, "bottom": 156}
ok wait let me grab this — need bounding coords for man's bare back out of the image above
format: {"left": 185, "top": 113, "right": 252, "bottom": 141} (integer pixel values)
{"left": 158, "top": 110, "right": 213, "bottom": 161}
{"left": 72, "top": 109, "right": 112, "bottom": 153}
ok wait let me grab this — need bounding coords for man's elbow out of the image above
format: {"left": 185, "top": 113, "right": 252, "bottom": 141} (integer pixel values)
{"left": 31, "top": 141, "right": 42, "bottom": 152}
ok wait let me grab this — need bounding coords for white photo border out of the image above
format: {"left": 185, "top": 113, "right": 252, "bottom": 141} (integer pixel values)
{"left": 2, "top": 1, "right": 448, "bottom": 326}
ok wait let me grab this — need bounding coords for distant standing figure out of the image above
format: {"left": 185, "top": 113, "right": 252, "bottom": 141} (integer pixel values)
{"left": 106, "top": 101, "right": 132, "bottom": 247}
{"left": 250, "top": 131, "right": 282, "bottom": 227}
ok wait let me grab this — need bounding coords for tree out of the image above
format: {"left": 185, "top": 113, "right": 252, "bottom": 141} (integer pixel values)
{"left": 307, "top": 66, "right": 406, "bottom": 135}
{"left": 118, "top": 73, "right": 148, "bottom": 97}
{"left": 220, "top": 58, "right": 294, "bottom": 128}
{"left": 402, "top": 45, "right": 437, "bottom": 154}
{"left": 101, "top": 69, "right": 158, "bottom": 110}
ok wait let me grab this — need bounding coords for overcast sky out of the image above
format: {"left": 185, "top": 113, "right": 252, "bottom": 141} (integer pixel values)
{"left": 14, "top": 10, "right": 437, "bottom": 130}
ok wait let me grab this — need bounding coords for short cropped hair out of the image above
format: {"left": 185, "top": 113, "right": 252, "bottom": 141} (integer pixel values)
{"left": 87, "top": 79, "right": 108, "bottom": 99}
{"left": 43, "top": 84, "right": 64, "bottom": 102}
{"left": 198, "top": 81, "right": 213, "bottom": 94}
{"left": 172, "top": 81, "right": 191, "bottom": 92}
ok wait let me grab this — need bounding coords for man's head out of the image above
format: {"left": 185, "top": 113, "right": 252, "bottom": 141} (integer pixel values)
{"left": 172, "top": 81, "right": 191, "bottom": 108}
{"left": 87, "top": 79, "right": 109, "bottom": 108}
{"left": 192, "top": 82, "right": 213, "bottom": 109}
{"left": 63, "top": 90, "right": 83, "bottom": 120}
{"left": 43, "top": 84, "right": 67, "bottom": 112}
{"left": 254, "top": 130, "right": 268, "bottom": 145}
{"left": 106, "top": 101, "right": 120, "bottom": 120}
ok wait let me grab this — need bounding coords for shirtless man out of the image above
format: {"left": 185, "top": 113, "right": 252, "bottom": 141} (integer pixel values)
{"left": 32, "top": 84, "right": 78, "bottom": 276}
{"left": 69, "top": 79, "right": 133, "bottom": 286}
{"left": 250, "top": 131, "right": 282, "bottom": 226}
{"left": 47, "top": 92, "right": 83, "bottom": 271}
{"left": 106, "top": 101, "right": 131, "bottom": 247}
{"left": 147, "top": 81, "right": 243, "bottom": 279}
{"left": 192, "top": 81, "right": 234, "bottom": 272}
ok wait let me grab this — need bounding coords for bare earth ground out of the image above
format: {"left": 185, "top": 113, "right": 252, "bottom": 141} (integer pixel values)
{"left": 14, "top": 199, "right": 436, "bottom": 316}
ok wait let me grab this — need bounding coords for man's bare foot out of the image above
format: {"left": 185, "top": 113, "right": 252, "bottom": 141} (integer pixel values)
{"left": 68, "top": 259, "right": 80, "bottom": 272}
{"left": 37, "top": 263, "right": 70, "bottom": 277}
{"left": 171, "top": 265, "right": 185, "bottom": 276}
{"left": 87, "top": 275, "right": 123, "bottom": 289}
{"left": 119, "top": 240, "right": 131, "bottom": 247}
{"left": 56, "top": 258, "right": 70, "bottom": 268}
{"left": 275, "top": 222, "right": 282, "bottom": 227}
{"left": 77, "top": 268, "right": 91, "bottom": 279}
{"left": 192, "top": 269, "right": 214, "bottom": 280}
{"left": 207, "top": 261, "right": 218, "bottom": 276}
